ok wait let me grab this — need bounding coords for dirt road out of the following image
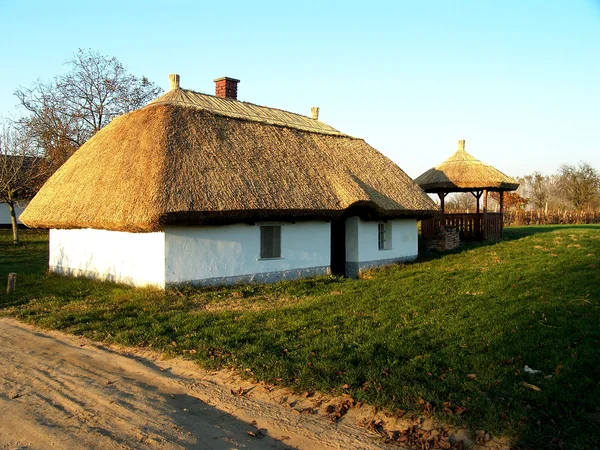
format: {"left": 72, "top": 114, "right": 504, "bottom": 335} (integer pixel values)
{"left": 0, "top": 318, "right": 396, "bottom": 450}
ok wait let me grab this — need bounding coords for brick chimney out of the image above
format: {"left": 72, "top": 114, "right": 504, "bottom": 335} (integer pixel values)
{"left": 214, "top": 77, "right": 240, "bottom": 99}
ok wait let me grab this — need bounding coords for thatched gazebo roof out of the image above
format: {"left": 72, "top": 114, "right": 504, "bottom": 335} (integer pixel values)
{"left": 416, "top": 139, "right": 519, "bottom": 242}
{"left": 21, "top": 75, "right": 437, "bottom": 232}
{"left": 414, "top": 140, "right": 519, "bottom": 193}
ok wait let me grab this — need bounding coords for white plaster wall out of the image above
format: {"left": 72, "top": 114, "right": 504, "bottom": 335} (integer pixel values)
{"left": 0, "top": 202, "right": 27, "bottom": 225}
{"left": 346, "top": 217, "right": 418, "bottom": 263}
{"left": 49, "top": 229, "right": 166, "bottom": 287}
{"left": 164, "top": 222, "right": 331, "bottom": 284}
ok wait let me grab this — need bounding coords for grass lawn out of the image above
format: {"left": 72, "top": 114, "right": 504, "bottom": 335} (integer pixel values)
{"left": 1, "top": 225, "right": 599, "bottom": 449}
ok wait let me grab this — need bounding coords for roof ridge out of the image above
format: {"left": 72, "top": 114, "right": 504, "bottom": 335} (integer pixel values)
{"left": 148, "top": 88, "right": 349, "bottom": 137}
{"left": 182, "top": 88, "right": 309, "bottom": 119}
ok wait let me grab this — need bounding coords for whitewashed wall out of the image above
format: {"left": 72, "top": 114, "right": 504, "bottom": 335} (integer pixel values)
{"left": 47, "top": 219, "right": 414, "bottom": 288}
{"left": 345, "top": 217, "right": 418, "bottom": 276}
{"left": 164, "top": 222, "right": 331, "bottom": 285}
{"left": 356, "top": 218, "right": 418, "bottom": 261}
{"left": 49, "top": 229, "right": 166, "bottom": 287}
{"left": 0, "top": 202, "right": 27, "bottom": 225}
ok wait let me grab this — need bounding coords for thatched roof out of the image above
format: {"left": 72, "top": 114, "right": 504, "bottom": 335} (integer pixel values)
{"left": 414, "top": 140, "right": 519, "bottom": 193}
{"left": 21, "top": 78, "right": 437, "bottom": 232}
{"left": 148, "top": 89, "right": 345, "bottom": 136}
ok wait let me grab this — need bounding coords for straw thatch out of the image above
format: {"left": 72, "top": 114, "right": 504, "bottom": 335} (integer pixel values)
{"left": 21, "top": 86, "right": 438, "bottom": 232}
{"left": 414, "top": 140, "right": 519, "bottom": 193}
{"left": 149, "top": 88, "right": 345, "bottom": 136}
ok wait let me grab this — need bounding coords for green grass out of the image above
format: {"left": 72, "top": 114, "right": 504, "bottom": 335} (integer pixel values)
{"left": 1, "top": 226, "right": 599, "bottom": 449}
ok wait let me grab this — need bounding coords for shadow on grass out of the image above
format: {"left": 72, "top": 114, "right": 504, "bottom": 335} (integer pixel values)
{"left": 471, "top": 257, "right": 600, "bottom": 448}
{"left": 3, "top": 226, "right": 600, "bottom": 448}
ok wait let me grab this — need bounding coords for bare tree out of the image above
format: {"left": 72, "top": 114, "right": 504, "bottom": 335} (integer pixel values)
{"left": 0, "top": 119, "right": 46, "bottom": 244}
{"left": 445, "top": 192, "right": 477, "bottom": 212}
{"left": 15, "top": 49, "right": 162, "bottom": 173}
{"left": 520, "top": 172, "right": 550, "bottom": 211}
{"left": 558, "top": 162, "right": 600, "bottom": 210}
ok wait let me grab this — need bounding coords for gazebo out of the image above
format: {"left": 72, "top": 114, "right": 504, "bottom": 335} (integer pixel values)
{"left": 414, "top": 140, "right": 519, "bottom": 241}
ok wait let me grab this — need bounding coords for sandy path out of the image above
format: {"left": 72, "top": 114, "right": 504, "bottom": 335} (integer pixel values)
{"left": 0, "top": 318, "right": 395, "bottom": 450}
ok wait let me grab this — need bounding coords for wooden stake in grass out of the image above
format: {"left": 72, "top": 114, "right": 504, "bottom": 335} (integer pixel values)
{"left": 6, "top": 273, "right": 16, "bottom": 294}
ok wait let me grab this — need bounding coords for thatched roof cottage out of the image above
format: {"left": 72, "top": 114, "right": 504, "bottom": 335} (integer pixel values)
{"left": 21, "top": 75, "right": 437, "bottom": 287}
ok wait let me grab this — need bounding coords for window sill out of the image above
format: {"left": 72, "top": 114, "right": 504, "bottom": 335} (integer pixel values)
{"left": 258, "top": 257, "right": 284, "bottom": 261}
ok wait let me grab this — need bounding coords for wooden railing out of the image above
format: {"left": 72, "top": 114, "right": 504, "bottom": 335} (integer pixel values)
{"left": 421, "top": 213, "right": 504, "bottom": 241}
{"left": 483, "top": 213, "right": 503, "bottom": 240}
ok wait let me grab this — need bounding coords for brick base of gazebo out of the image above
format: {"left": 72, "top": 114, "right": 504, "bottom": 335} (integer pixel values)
{"left": 425, "top": 226, "right": 460, "bottom": 251}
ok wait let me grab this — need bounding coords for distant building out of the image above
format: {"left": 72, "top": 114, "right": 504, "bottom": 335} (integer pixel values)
{"left": 0, "top": 202, "right": 27, "bottom": 227}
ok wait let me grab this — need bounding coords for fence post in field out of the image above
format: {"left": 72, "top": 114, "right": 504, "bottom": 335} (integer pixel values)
{"left": 6, "top": 273, "right": 16, "bottom": 294}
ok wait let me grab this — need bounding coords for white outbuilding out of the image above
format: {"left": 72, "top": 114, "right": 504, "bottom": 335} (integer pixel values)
{"left": 20, "top": 75, "right": 438, "bottom": 288}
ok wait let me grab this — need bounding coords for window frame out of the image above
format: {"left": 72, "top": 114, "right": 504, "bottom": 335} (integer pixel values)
{"left": 378, "top": 222, "right": 392, "bottom": 251}
{"left": 259, "top": 224, "right": 282, "bottom": 259}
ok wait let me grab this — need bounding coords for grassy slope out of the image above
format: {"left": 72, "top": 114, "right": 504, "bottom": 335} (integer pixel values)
{"left": 1, "top": 226, "right": 599, "bottom": 449}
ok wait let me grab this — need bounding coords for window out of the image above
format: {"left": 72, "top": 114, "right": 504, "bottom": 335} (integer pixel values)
{"left": 378, "top": 222, "right": 392, "bottom": 250}
{"left": 260, "top": 225, "right": 281, "bottom": 259}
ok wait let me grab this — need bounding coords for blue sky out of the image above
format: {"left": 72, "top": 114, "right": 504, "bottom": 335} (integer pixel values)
{"left": 1, "top": 0, "right": 598, "bottom": 179}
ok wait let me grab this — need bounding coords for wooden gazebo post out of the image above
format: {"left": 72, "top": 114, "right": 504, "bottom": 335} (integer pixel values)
{"left": 438, "top": 192, "right": 447, "bottom": 229}
{"left": 472, "top": 190, "right": 482, "bottom": 236}
{"left": 499, "top": 191, "right": 505, "bottom": 235}
{"left": 482, "top": 189, "right": 488, "bottom": 240}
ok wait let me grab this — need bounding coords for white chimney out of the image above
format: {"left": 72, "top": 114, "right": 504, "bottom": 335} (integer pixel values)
{"left": 169, "top": 74, "right": 180, "bottom": 91}
{"left": 311, "top": 107, "right": 320, "bottom": 120}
